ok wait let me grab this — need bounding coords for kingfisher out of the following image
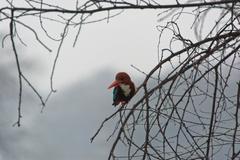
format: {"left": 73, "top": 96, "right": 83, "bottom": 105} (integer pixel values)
{"left": 108, "top": 72, "right": 135, "bottom": 106}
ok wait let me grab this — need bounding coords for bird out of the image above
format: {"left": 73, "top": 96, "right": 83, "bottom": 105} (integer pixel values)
{"left": 108, "top": 72, "right": 135, "bottom": 106}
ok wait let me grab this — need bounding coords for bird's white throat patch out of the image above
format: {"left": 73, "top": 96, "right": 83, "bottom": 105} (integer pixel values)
{"left": 119, "top": 84, "right": 131, "bottom": 97}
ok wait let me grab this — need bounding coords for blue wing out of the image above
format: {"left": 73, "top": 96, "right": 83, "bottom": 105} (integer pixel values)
{"left": 113, "top": 87, "right": 119, "bottom": 102}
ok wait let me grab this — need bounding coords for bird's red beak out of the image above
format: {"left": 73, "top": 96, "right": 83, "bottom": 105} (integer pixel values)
{"left": 108, "top": 80, "right": 120, "bottom": 89}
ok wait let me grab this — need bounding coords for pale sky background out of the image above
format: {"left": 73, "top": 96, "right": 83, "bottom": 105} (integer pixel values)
{"left": 1, "top": 1, "right": 236, "bottom": 160}
{"left": 0, "top": 1, "right": 163, "bottom": 160}
{"left": 10, "top": 9, "right": 161, "bottom": 91}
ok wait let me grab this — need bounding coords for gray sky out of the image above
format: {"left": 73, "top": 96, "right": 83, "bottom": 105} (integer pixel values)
{"left": 1, "top": 1, "right": 239, "bottom": 160}
{"left": 0, "top": 55, "right": 122, "bottom": 159}
{"left": 0, "top": 2, "right": 160, "bottom": 159}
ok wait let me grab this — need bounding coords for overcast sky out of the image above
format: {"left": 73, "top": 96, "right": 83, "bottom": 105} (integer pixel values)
{"left": 0, "top": 2, "right": 161, "bottom": 159}
{"left": 2, "top": 1, "right": 239, "bottom": 160}
{"left": 0, "top": 64, "right": 118, "bottom": 160}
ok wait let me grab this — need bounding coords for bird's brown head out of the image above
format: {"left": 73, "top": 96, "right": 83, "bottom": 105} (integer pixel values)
{"left": 115, "top": 72, "right": 131, "bottom": 82}
{"left": 108, "top": 72, "right": 132, "bottom": 89}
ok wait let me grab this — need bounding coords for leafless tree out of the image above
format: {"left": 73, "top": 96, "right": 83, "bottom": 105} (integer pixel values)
{"left": 1, "top": 0, "right": 240, "bottom": 159}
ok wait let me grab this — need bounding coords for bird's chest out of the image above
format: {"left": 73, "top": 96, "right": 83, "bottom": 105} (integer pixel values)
{"left": 119, "top": 84, "right": 131, "bottom": 97}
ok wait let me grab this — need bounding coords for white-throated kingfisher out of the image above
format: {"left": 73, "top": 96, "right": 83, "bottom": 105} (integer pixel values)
{"left": 108, "top": 72, "right": 135, "bottom": 106}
